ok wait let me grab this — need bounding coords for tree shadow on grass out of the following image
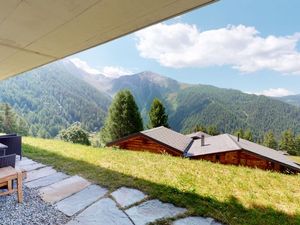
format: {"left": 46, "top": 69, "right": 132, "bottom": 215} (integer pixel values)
{"left": 23, "top": 144, "right": 300, "bottom": 225}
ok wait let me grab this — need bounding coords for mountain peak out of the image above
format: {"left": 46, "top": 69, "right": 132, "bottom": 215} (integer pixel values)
{"left": 133, "top": 71, "right": 176, "bottom": 83}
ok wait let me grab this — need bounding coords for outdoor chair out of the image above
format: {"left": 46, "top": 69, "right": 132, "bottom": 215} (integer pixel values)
{"left": 0, "top": 134, "right": 22, "bottom": 159}
{"left": 0, "top": 153, "right": 23, "bottom": 203}
{"left": 0, "top": 148, "right": 5, "bottom": 157}
{"left": 0, "top": 154, "right": 16, "bottom": 168}
{"left": 0, "top": 143, "right": 7, "bottom": 156}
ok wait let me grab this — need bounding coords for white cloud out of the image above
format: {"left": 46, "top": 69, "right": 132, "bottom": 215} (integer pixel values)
{"left": 69, "top": 58, "right": 133, "bottom": 78}
{"left": 69, "top": 58, "right": 100, "bottom": 74}
{"left": 135, "top": 23, "right": 300, "bottom": 75}
{"left": 249, "top": 88, "right": 294, "bottom": 97}
{"left": 100, "top": 66, "right": 133, "bottom": 78}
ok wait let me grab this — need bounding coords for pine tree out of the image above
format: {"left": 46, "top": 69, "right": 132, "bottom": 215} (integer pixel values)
{"left": 2, "top": 104, "right": 17, "bottom": 133}
{"left": 295, "top": 135, "right": 300, "bottom": 156}
{"left": 280, "top": 129, "right": 296, "bottom": 155}
{"left": 244, "top": 129, "right": 253, "bottom": 141}
{"left": 234, "top": 128, "right": 244, "bottom": 139}
{"left": 207, "top": 125, "right": 219, "bottom": 136}
{"left": 100, "top": 90, "right": 143, "bottom": 143}
{"left": 0, "top": 110, "right": 3, "bottom": 132}
{"left": 147, "top": 98, "right": 169, "bottom": 129}
{"left": 0, "top": 104, "right": 29, "bottom": 135}
{"left": 193, "top": 124, "right": 207, "bottom": 133}
{"left": 263, "top": 130, "right": 278, "bottom": 150}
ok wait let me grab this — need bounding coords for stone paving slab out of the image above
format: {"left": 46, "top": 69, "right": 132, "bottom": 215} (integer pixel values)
{"left": 25, "top": 167, "right": 57, "bottom": 182}
{"left": 17, "top": 162, "right": 46, "bottom": 172}
{"left": 15, "top": 158, "right": 36, "bottom": 167}
{"left": 25, "top": 172, "right": 69, "bottom": 189}
{"left": 55, "top": 184, "right": 108, "bottom": 216}
{"left": 16, "top": 156, "right": 29, "bottom": 161}
{"left": 111, "top": 187, "right": 147, "bottom": 208}
{"left": 173, "top": 217, "right": 221, "bottom": 225}
{"left": 125, "top": 199, "right": 187, "bottom": 225}
{"left": 66, "top": 198, "right": 133, "bottom": 225}
{"left": 39, "top": 175, "right": 91, "bottom": 204}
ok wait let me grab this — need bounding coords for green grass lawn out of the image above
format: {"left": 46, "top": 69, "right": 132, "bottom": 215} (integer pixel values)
{"left": 23, "top": 137, "right": 300, "bottom": 225}
{"left": 291, "top": 156, "right": 300, "bottom": 164}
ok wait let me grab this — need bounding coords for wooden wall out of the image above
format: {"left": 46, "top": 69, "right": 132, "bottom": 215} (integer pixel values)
{"left": 110, "top": 134, "right": 183, "bottom": 156}
{"left": 191, "top": 150, "right": 294, "bottom": 173}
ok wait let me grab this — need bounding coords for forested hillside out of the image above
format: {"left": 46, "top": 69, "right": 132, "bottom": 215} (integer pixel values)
{"left": 105, "top": 73, "right": 300, "bottom": 138}
{"left": 0, "top": 61, "right": 111, "bottom": 138}
{"left": 106, "top": 71, "right": 180, "bottom": 120}
{"left": 169, "top": 85, "right": 300, "bottom": 137}
{"left": 1, "top": 60, "right": 300, "bottom": 139}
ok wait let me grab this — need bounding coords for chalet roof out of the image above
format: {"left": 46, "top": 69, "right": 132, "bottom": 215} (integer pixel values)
{"left": 187, "top": 134, "right": 240, "bottom": 156}
{"left": 186, "top": 131, "right": 211, "bottom": 139}
{"left": 141, "top": 126, "right": 193, "bottom": 153}
{"left": 187, "top": 134, "right": 300, "bottom": 171}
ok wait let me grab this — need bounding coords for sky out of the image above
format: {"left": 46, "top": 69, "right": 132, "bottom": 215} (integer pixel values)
{"left": 68, "top": 0, "right": 300, "bottom": 97}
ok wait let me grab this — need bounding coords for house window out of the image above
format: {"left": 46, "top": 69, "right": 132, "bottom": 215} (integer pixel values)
{"left": 268, "top": 161, "right": 274, "bottom": 169}
{"left": 216, "top": 154, "right": 220, "bottom": 161}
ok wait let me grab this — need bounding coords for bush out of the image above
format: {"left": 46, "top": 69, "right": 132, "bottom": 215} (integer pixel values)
{"left": 59, "top": 122, "right": 90, "bottom": 145}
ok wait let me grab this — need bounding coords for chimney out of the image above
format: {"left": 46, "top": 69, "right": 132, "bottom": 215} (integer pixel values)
{"left": 201, "top": 134, "right": 205, "bottom": 146}
{"left": 237, "top": 133, "right": 240, "bottom": 142}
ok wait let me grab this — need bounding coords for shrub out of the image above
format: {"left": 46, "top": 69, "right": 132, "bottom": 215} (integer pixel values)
{"left": 59, "top": 122, "right": 90, "bottom": 145}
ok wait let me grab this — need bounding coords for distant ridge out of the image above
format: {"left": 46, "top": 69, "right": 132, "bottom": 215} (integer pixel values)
{"left": 277, "top": 94, "right": 300, "bottom": 107}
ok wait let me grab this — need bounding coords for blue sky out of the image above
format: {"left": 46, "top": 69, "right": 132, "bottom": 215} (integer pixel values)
{"left": 69, "top": 0, "right": 300, "bottom": 97}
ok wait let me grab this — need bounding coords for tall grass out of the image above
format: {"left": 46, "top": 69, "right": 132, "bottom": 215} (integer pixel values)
{"left": 23, "top": 137, "right": 300, "bottom": 225}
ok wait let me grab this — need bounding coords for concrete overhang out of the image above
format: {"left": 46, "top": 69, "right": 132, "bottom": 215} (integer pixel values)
{"left": 0, "top": 0, "right": 216, "bottom": 80}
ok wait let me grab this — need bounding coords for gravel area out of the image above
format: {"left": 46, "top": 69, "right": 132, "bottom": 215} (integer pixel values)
{"left": 0, "top": 187, "right": 70, "bottom": 225}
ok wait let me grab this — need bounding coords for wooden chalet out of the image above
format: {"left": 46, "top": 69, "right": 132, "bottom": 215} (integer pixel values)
{"left": 107, "top": 127, "right": 192, "bottom": 156}
{"left": 107, "top": 126, "right": 300, "bottom": 174}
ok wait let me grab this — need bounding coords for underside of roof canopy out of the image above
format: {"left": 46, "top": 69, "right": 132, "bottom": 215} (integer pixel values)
{"left": 0, "top": 0, "right": 216, "bottom": 80}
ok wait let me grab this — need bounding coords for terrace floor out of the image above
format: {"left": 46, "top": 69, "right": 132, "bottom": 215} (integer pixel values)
{"left": 5, "top": 157, "right": 223, "bottom": 225}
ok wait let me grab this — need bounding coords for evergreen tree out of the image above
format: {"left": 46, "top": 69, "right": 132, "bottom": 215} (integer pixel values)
{"left": 280, "top": 129, "right": 296, "bottom": 155}
{"left": 295, "top": 135, "right": 300, "bottom": 156}
{"left": 193, "top": 124, "right": 207, "bottom": 133}
{"left": 2, "top": 104, "right": 17, "bottom": 133}
{"left": 244, "top": 129, "right": 253, "bottom": 141}
{"left": 100, "top": 90, "right": 143, "bottom": 143}
{"left": 0, "top": 104, "right": 28, "bottom": 135}
{"left": 234, "top": 128, "right": 245, "bottom": 139}
{"left": 147, "top": 98, "right": 169, "bottom": 128}
{"left": 263, "top": 130, "right": 278, "bottom": 150}
{"left": 207, "top": 125, "right": 219, "bottom": 136}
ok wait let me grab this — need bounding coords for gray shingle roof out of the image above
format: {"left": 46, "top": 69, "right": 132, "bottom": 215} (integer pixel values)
{"left": 187, "top": 133, "right": 300, "bottom": 171}
{"left": 186, "top": 131, "right": 211, "bottom": 139}
{"left": 141, "top": 126, "right": 192, "bottom": 152}
{"left": 227, "top": 134, "right": 300, "bottom": 171}
{"left": 187, "top": 134, "right": 240, "bottom": 156}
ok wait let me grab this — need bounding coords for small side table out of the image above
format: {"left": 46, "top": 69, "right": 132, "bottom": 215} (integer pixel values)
{"left": 0, "top": 166, "right": 24, "bottom": 203}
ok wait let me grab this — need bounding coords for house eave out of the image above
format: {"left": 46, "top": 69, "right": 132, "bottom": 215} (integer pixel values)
{"left": 0, "top": 0, "right": 217, "bottom": 80}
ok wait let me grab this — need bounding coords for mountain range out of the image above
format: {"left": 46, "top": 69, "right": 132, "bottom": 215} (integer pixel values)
{"left": 0, "top": 59, "right": 300, "bottom": 139}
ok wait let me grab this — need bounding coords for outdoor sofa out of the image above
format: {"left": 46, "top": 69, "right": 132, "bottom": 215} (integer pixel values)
{"left": 0, "top": 134, "right": 22, "bottom": 159}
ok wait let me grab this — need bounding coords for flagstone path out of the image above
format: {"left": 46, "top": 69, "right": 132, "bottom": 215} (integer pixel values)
{"left": 15, "top": 157, "right": 223, "bottom": 225}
